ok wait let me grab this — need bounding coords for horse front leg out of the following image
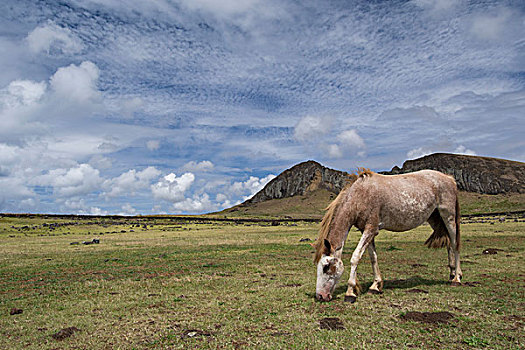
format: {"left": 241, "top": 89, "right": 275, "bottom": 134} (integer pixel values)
{"left": 367, "top": 239, "right": 383, "bottom": 294}
{"left": 345, "top": 227, "right": 377, "bottom": 303}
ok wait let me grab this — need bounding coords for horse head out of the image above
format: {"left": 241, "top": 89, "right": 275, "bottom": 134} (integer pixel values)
{"left": 315, "top": 239, "right": 344, "bottom": 301}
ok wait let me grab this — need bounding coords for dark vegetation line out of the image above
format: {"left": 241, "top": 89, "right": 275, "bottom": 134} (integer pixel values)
{"left": 1, "top": 210, "right": 525, "bottom": 224}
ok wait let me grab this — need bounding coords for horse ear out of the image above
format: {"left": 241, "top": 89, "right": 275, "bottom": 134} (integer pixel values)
{"left": 323, "top": 239, "right": 332, "bottom": 256}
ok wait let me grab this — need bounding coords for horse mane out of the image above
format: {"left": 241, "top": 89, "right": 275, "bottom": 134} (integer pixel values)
{"left": 313, "top": 168, "right": 374, "bottom": 263}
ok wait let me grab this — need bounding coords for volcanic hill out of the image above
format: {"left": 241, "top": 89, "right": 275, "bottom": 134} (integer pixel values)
{"left": 219, "top": 154, "right": 525, "bottom": 218}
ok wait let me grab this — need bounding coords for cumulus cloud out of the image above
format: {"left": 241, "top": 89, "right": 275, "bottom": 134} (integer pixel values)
{"left": 50, "top": 61, "right": 100, "bottom": 103}
{"left": 151, "top": 172, "right": 195, "bottom": 202}
{"left": 26, "top": 21, "right": 82, "bottom": 54}
{"left": 6, "top": 80, "right": 47, "bottom": 106}
{"left": 182, "top": 160, "right": 214, "bottom": 172}
{"left": 103, "top": 166, "right": 161, "bottom": 198}
{"left": 35, "top": 163, "right": 103, "bottom": 197}
{"left": 230, "top": 174, "right": 276, "bottom": 200}
{"left": 453, "top": 145, "right": 476, "bottom": 156}
{"left": 337, "top": 129, "right": 365, "bottom": 149}
{"left": 121, "top": 203, "right": 137, "bottom": 215}
{"left": 294, "top": 115, "right": 332, "bottom": 142}
{"left": 407, "top": 147, "right": 433, "bottom": 160}
{"left": 172, "top": 193, "right": 216, "bottom": 213}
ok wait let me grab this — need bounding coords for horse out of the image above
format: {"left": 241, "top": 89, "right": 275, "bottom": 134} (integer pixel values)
{"left": 312, "top": 169, "right": 461, "bottom": 303}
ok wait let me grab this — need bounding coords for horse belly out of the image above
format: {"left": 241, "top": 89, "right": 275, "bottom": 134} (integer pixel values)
{"left": 379, "top": 195, "right": 436, "bottom": 232}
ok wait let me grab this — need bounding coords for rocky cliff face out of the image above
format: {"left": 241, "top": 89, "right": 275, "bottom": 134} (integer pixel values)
{"left": 384, "top": 153, "right": 525, "bottom": 194}
{"left": 246, "top": 161, "right": 354, "bottom": 204}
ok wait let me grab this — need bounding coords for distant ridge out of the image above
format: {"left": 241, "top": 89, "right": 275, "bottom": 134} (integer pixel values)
{"left": 382, "top": 153, "right": 525, "bottom": 194}
{"left": 246, "top": 160, "right": 354, "bottom": 204}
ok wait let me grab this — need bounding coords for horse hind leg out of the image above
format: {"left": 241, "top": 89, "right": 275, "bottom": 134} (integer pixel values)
{"left": 438, "top": 208, "right": 462, "bottom": 284}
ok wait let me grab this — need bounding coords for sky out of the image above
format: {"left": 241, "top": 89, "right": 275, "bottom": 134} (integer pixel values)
{"left": 0, "top": 0, "right": 524, "bottom": 215}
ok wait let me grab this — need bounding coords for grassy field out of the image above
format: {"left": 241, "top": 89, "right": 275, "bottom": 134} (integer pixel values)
{"left": 0, "top": 215, "right": 524, "bottom": 349}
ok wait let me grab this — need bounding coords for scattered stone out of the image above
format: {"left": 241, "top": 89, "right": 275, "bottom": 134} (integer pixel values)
{"left": 319, "top": 317, "right": 345, "bottom": 330}
{"left": 51, "top": 327, "right": 81, "bottom": 340}
{"left": 411, "top": 263, "right": 426, "bottom": 268}
{"left": 82, "top": 239, "right": 100, "bottom": 245}
{"left": 9, "top": 308, "right": 23, "bottom": 315}
{"left": 400, "top": 311, "right": 455, "bottom": 324}
{"left": 482, "top": 248, "right": 503, "bottom": 255}
{"left": 181, "top": 329, "right": 211, "bottom": 339}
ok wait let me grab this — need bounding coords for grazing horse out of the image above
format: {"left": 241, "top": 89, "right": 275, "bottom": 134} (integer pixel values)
{"left": 313, "top": 169, "right": 461, "bottom": 303}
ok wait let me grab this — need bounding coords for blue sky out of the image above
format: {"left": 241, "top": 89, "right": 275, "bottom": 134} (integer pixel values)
{"left": 0, "top": 0, "right": 524, "bottom": 215}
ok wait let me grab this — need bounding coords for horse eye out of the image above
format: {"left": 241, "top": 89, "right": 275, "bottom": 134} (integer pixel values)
{"left": 323, "top": 264, "right": 330, "bottom": 274}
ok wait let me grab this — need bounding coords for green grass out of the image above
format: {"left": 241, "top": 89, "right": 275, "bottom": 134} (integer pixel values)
{"left": 0, "top": 215, "right": 524, "bottom": 349}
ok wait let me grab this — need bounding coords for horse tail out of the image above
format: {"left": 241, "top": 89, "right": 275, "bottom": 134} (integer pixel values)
{"left": 455, "top": 195, "right": 461, "bottom": 251}
{"left": 424, "top": 209, "right": 450, "bottom": 249}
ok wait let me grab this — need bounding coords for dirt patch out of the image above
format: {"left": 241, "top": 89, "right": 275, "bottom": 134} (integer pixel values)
{"left": 51, "top": 327, "right": 81, "bottom": 340}
{"left": 9, "top": 308, "right": 23, "bottom": 315}
{"left": 180, "top": 329, "right": 211, "bottom": 339}
{"left": 482, "top": 248, "right": 504, "bottom": 255}
{"left": 411, "top": 264, "right": 427, "bottom": 268}
{"left": 319, "top": 317, "right": 345, "bottom": 330}
{"left": 279, "top": 283, "right": 302, "bottom": 288}
{"left": 462, "top": 281, "right": 482, "bottom": 287}
{"left": 400, "top": 311, "right": 455, "bottom": 324}
{"left": 503, "top": 315, "right": 525, "bottom": 323}
{"left": 406, "top": 288, "right": 428, "bottom": 294}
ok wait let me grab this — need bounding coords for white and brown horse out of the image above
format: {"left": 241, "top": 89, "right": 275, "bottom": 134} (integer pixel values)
{"left": 313, "top": 169, "right": 461, "bottom": 303}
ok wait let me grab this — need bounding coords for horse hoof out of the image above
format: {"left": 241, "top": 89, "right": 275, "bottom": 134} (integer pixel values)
{"left": 368, "top": 289, "right": 383, "bottom": 295}
{"left": 450, "top": 281, "right": 461, "bottom": 287}
{"left": 344, "top": 295, "right": 357, "bottom": 303}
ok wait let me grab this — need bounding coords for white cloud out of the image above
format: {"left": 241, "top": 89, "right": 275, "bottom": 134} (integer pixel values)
{"left": 121, "top": 97, "right": 144, "bottom": 118}
{"left": 89, "top": 207, "right": 107, "bottom": 215}
{"left": 182, "top": 160, "right": 214, "bottom": 172}
{"left": 324, "top": 144, "right": 342, "bottom": 159}
{"left": 121, "top": 203, "right": 137, "bottom": 215}
{"left": 337, "top": 129, "right": 365, "bottom": 149}
{"left": 50, "top": 61, "right": 100, "bottom": 103}
{"left": 469, "top": 8, "right": 511, "bottom": 41}
{"left": 89, "top": 155, "right": 113, "bottom": 170}
{"left": 412, "top": 0, "right": 461, "bottom": 14}
{"left": 230, "top": 174, "right": 276, "bottom": 200}
{"left": 294, "top": 115, "right": 332, "bottom": 142}
{"left": 6, "top": 80, "right": 47, "bottom": 106}
{"left": 407, "top": 147, "right": 433, "bottom": 160}
{"left": 453, "top": 145, "right": 476, "bottom": 156}
{"left": 104, "top": 166, "right": 161, "bottom": 198}
{"left": 146, "top": 140, "right": 160, "bottom": 151}
{"left": 35, "top": 163, "right": 103, "bottom": 197}
{"left": 26, "top": 21, "right": 83, "bottom": 54}
{"left": 172, "top": 193, "right": 216, "bottom": 213}
{"left": 151, "top": 172, "right": 195, "bottom": 202}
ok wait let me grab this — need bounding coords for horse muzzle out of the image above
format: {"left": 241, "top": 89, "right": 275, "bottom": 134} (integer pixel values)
{"left": 316, "top": 292, "right": 332, "bottom": 302}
